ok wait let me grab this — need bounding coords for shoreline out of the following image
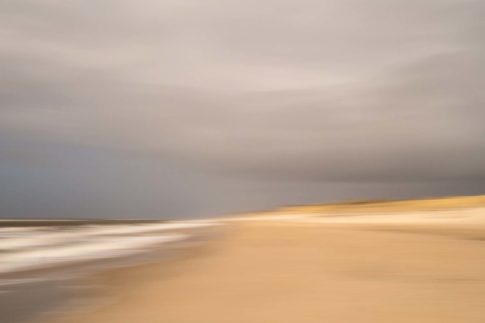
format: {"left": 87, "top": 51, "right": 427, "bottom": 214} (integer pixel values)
{"left": 0, "top": 223, "right": 225, "bottom": 323}
{"left": 37, "top": 208, "right": 485, "bottom": 323}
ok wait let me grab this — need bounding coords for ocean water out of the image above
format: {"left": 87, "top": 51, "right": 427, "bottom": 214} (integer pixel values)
{"left": 0, "top": 220, "right": 218, "bottom": 274}
{"left": 0, "top": 219, "right": 220, "bottom": 323}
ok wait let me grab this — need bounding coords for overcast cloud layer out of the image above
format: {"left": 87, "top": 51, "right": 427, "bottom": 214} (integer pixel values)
{"left": 1, "top": 0, "right": 484, "bottom": 218}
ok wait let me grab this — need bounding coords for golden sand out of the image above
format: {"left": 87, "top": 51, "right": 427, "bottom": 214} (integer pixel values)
{"left": 44, "top": 209, "right": 485, "bottom": 322}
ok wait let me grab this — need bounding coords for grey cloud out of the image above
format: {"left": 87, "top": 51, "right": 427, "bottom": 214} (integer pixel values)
{"left": 0, "top": 0, "right": 484, "bottom": 218}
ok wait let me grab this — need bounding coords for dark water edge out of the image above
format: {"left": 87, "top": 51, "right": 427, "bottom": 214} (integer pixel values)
{"left": 0, "top": 219, "right": 166, "bottom": 227}
{"left": 0, "top": 279, "right": 72, "bottom": 323}
{"left": 0, "top": 225, "right": 221, "bottom": 323}
{"left": 0, "top": 252, "right": 159, "bottom": 323}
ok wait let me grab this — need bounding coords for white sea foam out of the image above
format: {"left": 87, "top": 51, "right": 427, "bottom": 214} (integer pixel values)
{"left": 0, "top": 221, "right": 220, "bottom": 274}
{"left": 0, "top": 234, "right": 186, "bottom": 274}
{"left": 0, "top": 221, "right": 218, "bottom": 251}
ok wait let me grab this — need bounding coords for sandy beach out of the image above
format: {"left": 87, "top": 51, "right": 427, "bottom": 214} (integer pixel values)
{"left": 39, "top": 201, "right": 485, "bottom": 323}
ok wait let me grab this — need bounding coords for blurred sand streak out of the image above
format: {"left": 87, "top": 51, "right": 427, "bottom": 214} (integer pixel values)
{"left": 44, "top": 198, "right": 485, "bottom": 323}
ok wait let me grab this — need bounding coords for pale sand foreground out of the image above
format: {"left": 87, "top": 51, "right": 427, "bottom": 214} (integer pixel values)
{"left": 46, "top": 210, "right": 485, "bottom": 323}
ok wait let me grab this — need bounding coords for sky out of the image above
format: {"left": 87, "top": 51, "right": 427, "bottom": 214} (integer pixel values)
{"left": 1, "top": 0, "right": 484, "bottom": 218}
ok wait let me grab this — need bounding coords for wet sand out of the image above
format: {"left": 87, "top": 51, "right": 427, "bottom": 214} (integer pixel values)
{"left": 42, "top": 209, "right": 485, "bottom": 323}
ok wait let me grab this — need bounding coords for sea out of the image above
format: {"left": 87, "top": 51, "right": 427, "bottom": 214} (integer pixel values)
{"left": 0, "top": 219, "right": 221, "bottom": 323}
